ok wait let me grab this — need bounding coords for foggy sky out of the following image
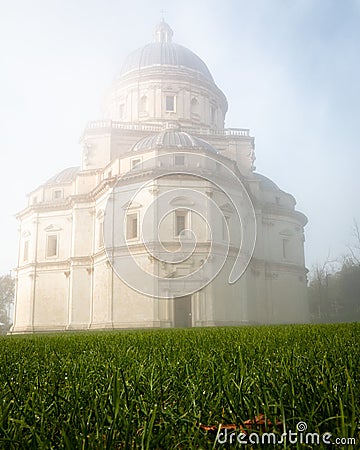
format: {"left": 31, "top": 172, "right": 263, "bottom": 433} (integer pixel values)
{"left": 1, "top": 0, "right": 359, "bottom": 275}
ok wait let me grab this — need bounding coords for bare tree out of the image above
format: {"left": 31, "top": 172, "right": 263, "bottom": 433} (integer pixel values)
{"left": 347, "top": 218, "right": 360, "bottom": 266}
{"left": 0, "top": 274, "right": 15, "bottom": 333}
{"left": 308, "top": 256, "right": 338, "bottom": 321}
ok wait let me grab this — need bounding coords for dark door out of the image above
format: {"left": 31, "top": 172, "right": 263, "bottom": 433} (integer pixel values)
{"left": 174, "top": 296, "right": 192, "bottom": 328}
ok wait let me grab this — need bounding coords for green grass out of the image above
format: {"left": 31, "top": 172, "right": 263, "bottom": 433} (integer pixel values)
{"left": 0, "top": 324, "right": 359, "bottom": 449}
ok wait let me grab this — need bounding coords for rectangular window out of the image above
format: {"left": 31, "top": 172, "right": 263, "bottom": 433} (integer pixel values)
{"left": 175, "top": 211, "right": 187, "bottom": 237}
{"left": 23, "top": 241, "right": 29, "bottom": 262}
{"left": 131, "top": 158, "right": 141, "bottom": 170}
{"left": 210, "top": 105, "right": 216, "bottom": 124}
{"left": 174, "top": 154, "right": 185, "bottom": 166}
{"left": 126, "top": 213, "right": 138, "bottom": 240}
{"left": 165, "top": 95, "right": 175, "bottom": 112}
{"left": 282, "top": 239, "right": 289, "bottom": 259}
{"left": 47, "top": 234, "right": 58, "bottom": 257}
{"left": 32, "top": 196, "right": 38, "bottom": 205}
{"left": 53, "top": 189, "right": 62, "bottom": 200}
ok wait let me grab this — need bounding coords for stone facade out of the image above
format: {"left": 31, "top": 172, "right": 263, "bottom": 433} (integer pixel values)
{"left": 11, "top": 22, "right": 308, "bottom": 333}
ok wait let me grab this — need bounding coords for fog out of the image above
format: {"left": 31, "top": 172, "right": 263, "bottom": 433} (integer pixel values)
{"left": 1, "top": 0, "right": 359, "bottom": 274}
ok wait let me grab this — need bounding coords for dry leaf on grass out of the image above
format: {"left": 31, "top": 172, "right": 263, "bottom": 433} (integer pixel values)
{"left": 199, "top": 414, "right": 283, "bottom": 433}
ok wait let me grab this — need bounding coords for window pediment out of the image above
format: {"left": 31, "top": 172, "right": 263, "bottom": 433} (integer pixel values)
{"left": 44, "top": 224, "right": 62, "bottom": 232}
{"left": 122, "top": 201, "right": 142, "bottom": 210}
{"left": 170, "top": 196, "right": 195, "bottom": 207}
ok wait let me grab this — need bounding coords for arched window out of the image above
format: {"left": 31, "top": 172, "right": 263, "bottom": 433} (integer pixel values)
{"left": 191, "top": 97, "right": 199, "bottom": 114}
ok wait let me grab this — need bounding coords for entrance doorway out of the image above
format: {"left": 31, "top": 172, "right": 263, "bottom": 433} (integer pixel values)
{"left": 173, "top": 296, "right": 192, "bottom": 328}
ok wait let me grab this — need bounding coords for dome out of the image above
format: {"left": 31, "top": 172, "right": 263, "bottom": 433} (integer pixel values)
{"left": 119, "top": 21, "right": 214, "bottom": 82}
{"left": 131, "top": 130, "right": 218, "bottom": 154}
{"left": 45, "top": 167, "right": 80, "bottom": 185}
{"left": 120, "top": 43, "right": 214, "bottom": 82}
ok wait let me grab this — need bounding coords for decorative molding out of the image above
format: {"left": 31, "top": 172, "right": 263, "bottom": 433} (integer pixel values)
{"left": 279, "top": 228, "right": 294, "bottom": 237}
{"left": 44, "top": 224, "right": 62, "bottom": 232}
{"left": 148, "top": 187, "right": 159, "bottom": 196}
{"left": 169, "top": 196, "right": 195, "bottom": 207}
{"left": 121, "top": 201, "right": 142, "bottom": 210}
{"left": 265, "top": 270, "right": 279, "bottom": 279}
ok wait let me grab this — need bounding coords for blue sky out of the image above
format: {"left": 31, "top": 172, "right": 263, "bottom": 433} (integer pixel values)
{"left": 0, "top": 0, "right": 359, "bottom": 274}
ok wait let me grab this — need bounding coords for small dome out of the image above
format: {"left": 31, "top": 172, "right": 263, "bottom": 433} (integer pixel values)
{"left": 253, "top": 173, "right": 280, "bottom": 191}
{"left": 119, "top": 22, "right": 214, "bottom": 82}
{"left": 131, "top": 130, "right": 218, "bottom": 154}
{"left": 45, "top": 167, "right": 79, "bottom": 185}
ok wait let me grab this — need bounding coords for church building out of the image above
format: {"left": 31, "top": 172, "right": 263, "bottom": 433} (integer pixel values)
{"left": 11, "top": 22, "right": 308, "bottom": 333}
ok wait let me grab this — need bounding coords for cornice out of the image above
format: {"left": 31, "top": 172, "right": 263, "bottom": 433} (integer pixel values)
{"left": 261, "top": 204, "right": 308, "bottom": 226}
